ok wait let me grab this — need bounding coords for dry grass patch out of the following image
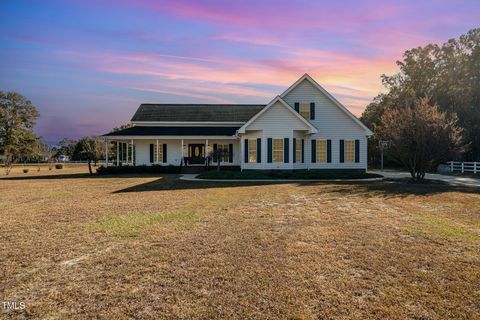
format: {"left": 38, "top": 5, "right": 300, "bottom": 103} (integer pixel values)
{"left": 1, "top": 168, "right": 479, "bottom": 319}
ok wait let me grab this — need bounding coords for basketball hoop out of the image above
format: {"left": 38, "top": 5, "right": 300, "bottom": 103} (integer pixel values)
{"left": 378, "top": 140, "right": 391, "bottom": 171}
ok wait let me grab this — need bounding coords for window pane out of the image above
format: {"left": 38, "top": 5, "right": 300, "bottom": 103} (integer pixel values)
{"left": 344, "top": 140, "right": 354, "bottom": 162}
{"left": 273, "top": 139, "right": 283, "bottom": 162}
{"left": 316, "top": 140, "right": 327, "bottom": 162}
{"left": 295, "top": 139, "right": 302, "bottom": 162}
{"left": 248, "top": 139, "right": 257, "bottom": 163}
{"left": 299, "top": 103, "right": 310, "bottom": 119}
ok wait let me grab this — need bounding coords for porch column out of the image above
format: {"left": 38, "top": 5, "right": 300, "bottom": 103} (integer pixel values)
{"left": 156, "top": 139, "right": 159, "bottom": 163}
{"left": 181, "top": 139, "right": 184, "bottom": 165}
{"left": 105, "top": 140, "right": 109, "bottom": 167}
{"left": 131, "top": 139, "right": 134, "bottom": 166}
{"left": 240, "top": 136, "right": 244, "bottom": 171}
{"left": 126, "top": 142, "right": 129, "bottom": 165}
{"left": 116, "top": 141, "right": 119, "bottom": 166}
{"left": 205, "top": 139, "right": 208, "bottom": 164}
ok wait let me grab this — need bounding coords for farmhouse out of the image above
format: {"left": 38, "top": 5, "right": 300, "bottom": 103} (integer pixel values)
{"left": 103, "top": 74, "right": 373, "bottom": 172}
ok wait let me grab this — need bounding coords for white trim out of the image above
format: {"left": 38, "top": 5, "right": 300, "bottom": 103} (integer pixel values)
{"left": 280, "top": 73, "right": 373, "bottom": 136}
{"left": 237, "top": 96, "right": 318, "bottom": 134}
{"left": 131, "top": 121, "right": 244, "bottom": 127}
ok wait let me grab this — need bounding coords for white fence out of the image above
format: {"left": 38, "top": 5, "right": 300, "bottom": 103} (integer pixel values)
{"left": 449, "top": 161, "right": 478, "bottom": 174}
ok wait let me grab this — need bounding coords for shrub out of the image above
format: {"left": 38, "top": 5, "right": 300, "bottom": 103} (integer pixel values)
{"left": 96, "top": 164, "right": 181, "bottom": 175}
{"left": 55, "top": 163, "right": 63, "bottom": 169}
{"left": 23, "top": 168, "right": 29, "bottom": 173}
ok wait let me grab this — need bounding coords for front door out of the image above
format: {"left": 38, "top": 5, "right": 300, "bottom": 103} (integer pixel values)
{"left": 188, "top": 144, "right": 205, "bottom": 164}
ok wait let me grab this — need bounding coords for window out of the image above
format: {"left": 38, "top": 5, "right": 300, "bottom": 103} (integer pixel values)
{"left": 299, "top": 103, "right": 310, "bottom": 119}
{"left": 316, "top": 140, "right": 327, "bottom": 162}
{"left": 295, "top": 139, "right": 302, "bottom": 162}
{"left": 216, "top": 143, "right": 228, "bottom": 162}
{"left": 273, "top": 139, "right": 283, "bottom": 162}
{"left": 248, "top": 139, "right": 257, "bottom": 163}
{"left": 153, "top": 143, "right": 163, "bottom": 163}
{"left": 344, "top": 140, "right": 355, "bottom": 162}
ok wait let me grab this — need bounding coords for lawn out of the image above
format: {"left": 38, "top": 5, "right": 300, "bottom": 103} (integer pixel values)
{"left": 1, "top": 166, "right": 479, "bottom": 319}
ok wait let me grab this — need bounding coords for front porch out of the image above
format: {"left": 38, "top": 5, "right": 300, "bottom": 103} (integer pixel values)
{"left": 103, "top": 137, "right": 241, "bottom": 169}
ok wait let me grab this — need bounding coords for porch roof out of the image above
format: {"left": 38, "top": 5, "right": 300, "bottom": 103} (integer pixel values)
{"left": 103, "top": 126, "right": 239, "bottom": 137}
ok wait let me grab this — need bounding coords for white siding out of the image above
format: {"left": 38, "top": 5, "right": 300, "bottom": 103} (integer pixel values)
{"left": 241, "top": 101, "right": 311, "bottom": 170}
{"left": 134, "top": 139, "right": 240, "bottom": 166}
{"left": 283, "top": 79, "right": 368, "bottom": 169}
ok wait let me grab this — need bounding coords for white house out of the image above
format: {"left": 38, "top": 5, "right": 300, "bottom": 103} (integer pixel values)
{"left": 103, "top": 74, "right": 373, "bottom": 172}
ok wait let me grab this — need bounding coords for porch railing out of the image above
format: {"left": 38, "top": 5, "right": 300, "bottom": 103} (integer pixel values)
{"left": 449, "top": 161, "right": 478, "bottom": 174}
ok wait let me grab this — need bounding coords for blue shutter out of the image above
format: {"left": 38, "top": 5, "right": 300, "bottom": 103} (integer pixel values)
{"left": 256, "top": 138, "right": 261, "bottom": 163}
{"left": 163, "top": 144, "right": 167, "bottom": 163}
{"left": 339, "top": 140, "right": 344, "bottom": 163}
{"left": 294, "top": 102, "right": 299, "bottom": 113}
{"left": 213, "top": 144, "right": 218, "bottom": 162}
{"left": 327, "top": 140, "right": 331, "bottom": 163}
{"left": 293, "top": 138, "right": 296, "bottom": 163}
{"left": 229, "top": 144, "right": 233, "bottom": 163}
{"left": 284, "top": 138, "right": 289, "bottom": 163}
{"left": 310, "top": 103, "right": 315, "bottom": 120}
{"left": 355, "top": 140, "right": 360, "bottom": 163}
{"left": 301, "top": 139, "right": 305, "bottom": 163}
{"left": 244, "top": 139, "right": 249, "bottom": 163}
{"left": 149, "top": 144, "right": 154, "bottom": 163}
{"left": 311, "top": 139, "right": 316, "bottom": 163}
{"left": 267, "top": 138, "right": 272, "bottom": 163}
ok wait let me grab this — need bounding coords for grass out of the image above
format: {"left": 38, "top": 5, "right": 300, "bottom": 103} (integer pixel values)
{"left": 197, "top": 169, "right": 382, "bottom": 180}
{"left": 94, "top": 210, "right": 199, "bottom": 237}
{"left": 1, "top": 165, "right": 480, "bottom": 319}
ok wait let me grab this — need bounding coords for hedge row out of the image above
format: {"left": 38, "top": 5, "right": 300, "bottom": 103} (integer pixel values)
{"left": 96, "top": 165, "right": 181, "bottom": 175}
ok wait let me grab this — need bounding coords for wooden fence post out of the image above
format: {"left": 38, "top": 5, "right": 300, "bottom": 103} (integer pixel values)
{"left": 461, "top": 162, "right": 464, "bottom": 173}
{"left": 474, "top": 162, "right": 477, "bottom": 174}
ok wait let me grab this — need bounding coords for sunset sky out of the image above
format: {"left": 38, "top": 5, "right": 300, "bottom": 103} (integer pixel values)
{"left": 1, "top": 0, "right": 479, "bottom": 143}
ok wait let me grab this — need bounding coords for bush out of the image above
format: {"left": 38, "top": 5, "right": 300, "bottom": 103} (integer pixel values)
{"left": 23, "top": 168, "right": 29, "bottom": 173}
{"left": 55, "top": 164, "right": 63, "bottom": 169}
{"left": 96, "top": 164, "right": 181, "bottom": 175}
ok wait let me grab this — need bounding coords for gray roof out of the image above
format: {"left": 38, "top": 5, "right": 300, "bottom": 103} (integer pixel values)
{"left": 131, "top": 104, "right": 266, "bottom": 122}
{"left": 103, "top": 126, "right": 239, "bottom": 137}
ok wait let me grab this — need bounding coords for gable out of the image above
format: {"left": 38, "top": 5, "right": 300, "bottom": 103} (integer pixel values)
{"left": 282, "top": 77, "right": 372, "bottom": 136}
{"left": 246, "top": 101, "right": 311, "bottom": 131}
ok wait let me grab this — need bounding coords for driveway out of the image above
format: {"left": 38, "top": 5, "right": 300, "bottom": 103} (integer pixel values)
{"left": 372, "top": 170, "right": 480, "bottom": 187}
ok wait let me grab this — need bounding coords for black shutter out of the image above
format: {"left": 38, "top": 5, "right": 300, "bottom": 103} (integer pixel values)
{"left": 229, "top": 144, "right": 233, "bottom": 163}
{"left": 294, "top": 102, "right": 299, "bottom": 113}
{"left": 355, "top": 140, "right": 360, "bottom": 163}
{"left": 293, "top": 138, "right": 296, "bottom": 163}
{"left": 327, "top": 140, "right": 332, "bottom": 163}
{"left": 149, "top": 144, "right": 154, "bottom": 163}
{"left": 256, "top": 138, "right": 261, "bottom": 163}
{"left": 244, "top": 139, "right": 249, "bottom": 163}
{"left": 339, "top": 140, "right": 345, "bottom": 163}
{"left": 284, "top": 138, "right": 289, "bottom": 163}
{"left": 267, "top": 138, "right": 272, "bottom": 163}
{"left": 301, "top": 139, "right": 305, "bottom": 163}
{"left": 163, "top": 144, "right": 167, "bottom": 163}
{"left": 213, "top": 144, "right": 218, "bottom": 162}
{"left": 311, "top": 139, "right": 316, "bottom": 163}
{"left": 310, "top": 103, "right": 315, "bottom": 120}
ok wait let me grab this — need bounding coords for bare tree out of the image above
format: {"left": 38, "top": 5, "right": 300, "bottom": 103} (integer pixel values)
{"left": 376, "top": 98, "right": 466, "bottom": 180}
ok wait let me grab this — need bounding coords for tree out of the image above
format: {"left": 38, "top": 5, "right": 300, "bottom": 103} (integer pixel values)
{"left": 208, "top": 146, "right": 229, "bottom": 172}
{"left": 72, "top": 137, "right": 99, "bottom": 174}
{"left": 55, "top": 138, "right": 77, "bottom": 159}
{"left": 375, "top": 98, "right": 465, "bottom": 180}
{"left": 362, "top": 28, "right": 480, "bottom": 163}
{"left": 0, "top": 91, "right": 39, "bottom": 174}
